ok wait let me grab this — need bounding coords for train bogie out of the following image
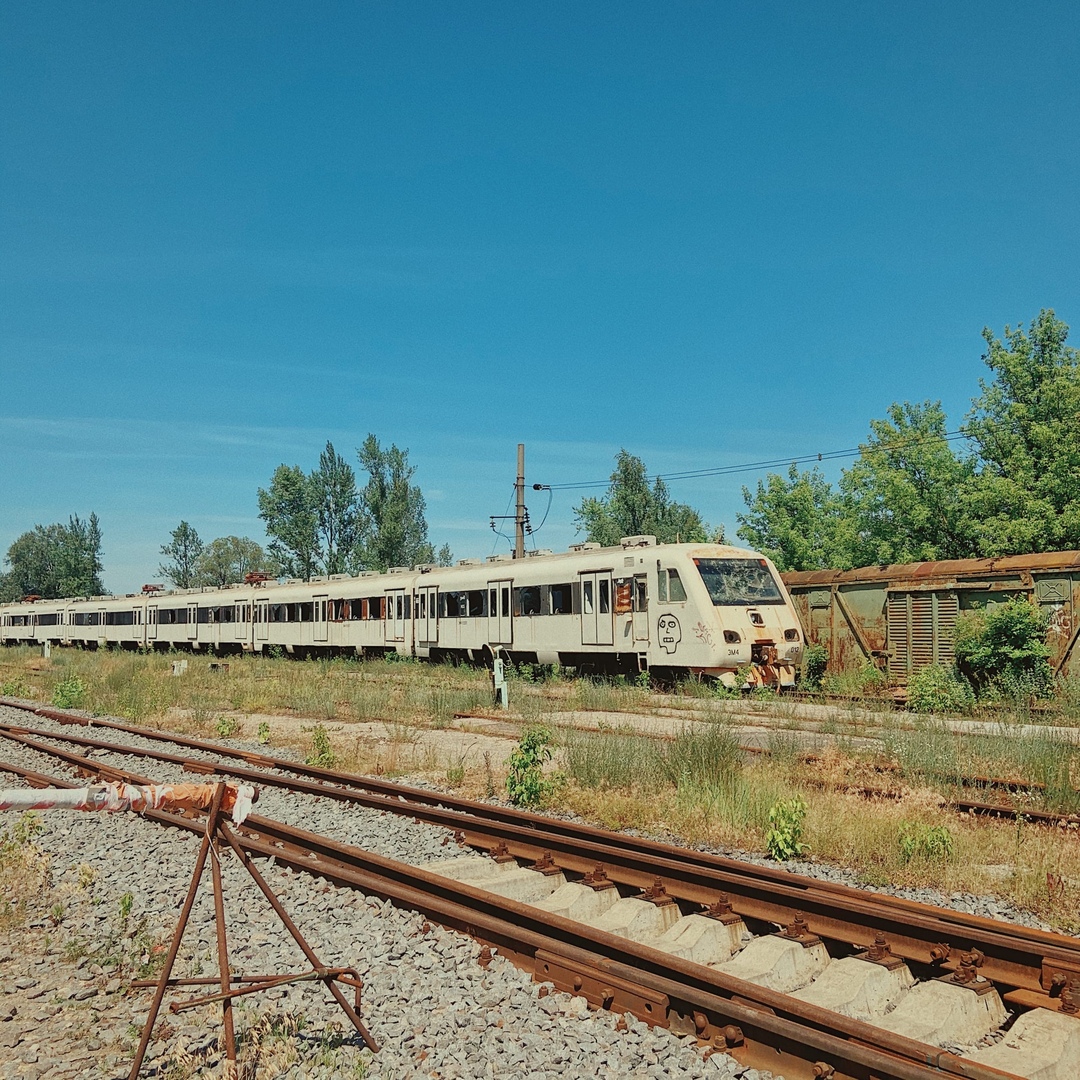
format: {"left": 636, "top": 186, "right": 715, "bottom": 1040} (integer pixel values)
{"left": 1, "top": 538, "right": 803, "bottom": 686}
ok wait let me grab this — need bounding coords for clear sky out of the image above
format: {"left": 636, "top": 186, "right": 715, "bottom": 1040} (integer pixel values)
{"left": 2, "top": 1, "right": 1078, "bottom": 592}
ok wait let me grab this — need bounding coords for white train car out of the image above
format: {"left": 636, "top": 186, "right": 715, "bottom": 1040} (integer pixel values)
{"left": 0, "top": 537, "right": 803, "bottom": 686}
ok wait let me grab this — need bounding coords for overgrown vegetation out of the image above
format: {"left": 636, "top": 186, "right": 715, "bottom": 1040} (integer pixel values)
{"left": 765, "top": 796, "right": 809, "bottom": 860}
{"left": 905, "top": 664, "right": 974, "bottom": 714}
{"left": 0, "top": 813, "right": 50, "bottom": 931}
{"left": 4, "top": 645, "right": 1080, "bottom": 931}
{"left": 955, "top": 598, "right": 1054, "bottom": 700}
{"left": 506, "top": 726, "right": 558, "bottom": 808}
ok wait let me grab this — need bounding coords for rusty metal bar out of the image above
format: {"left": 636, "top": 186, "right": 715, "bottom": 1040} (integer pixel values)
{"left": 208, "top": 813, "right": 237, "bottom": 1068}
{"left": 128, "top": 782, "right": 225, "bottom": 1080}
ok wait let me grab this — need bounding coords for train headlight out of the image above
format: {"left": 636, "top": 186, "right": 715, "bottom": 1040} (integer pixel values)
{"left": 784, "top": 628, "right": 800, "bottom": 641}
{"left": 724, "top": 630, "right": 741, "bottom": 644}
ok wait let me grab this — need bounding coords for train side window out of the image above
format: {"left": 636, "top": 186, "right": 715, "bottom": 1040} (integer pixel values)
{"left": 501, "top": 587, "right": 510, "bottom": 617}
{"left": 419, "top": 593, "right": 426, "bottom": 619}
{"left": 657, "top": 570, "right": 668, "bottom": 603}
{"left": 634, "top": 579, "right": 648, "bottom": 611}
{"left": 582, "top": 580, "right": 594, "bottom": 614}
{"left": 599, "top": 579, "right": 611, "bottom": 613}
{"left": 468, "top": 590, "right": 485, "bottom": 617}
{"left": 515, "top": 586, "right": 541, "bottom": 616}
{"left": 445, "top": 592, "right": 461, "bottom": 617}
{"left": 669, "top": 570, "right": 687, "bottom": 602}
{"left": 550, "top": 583, "right": 572, "bottom": 614}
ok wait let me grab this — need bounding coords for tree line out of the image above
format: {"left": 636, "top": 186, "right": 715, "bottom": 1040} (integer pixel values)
{"left": 736, "top": 310, "right": 1080, "bottom": 571}
{"left": 4, "top": 310, "right": 1078, "bottom": 596}
{"left": 1, "top": 434, "right": 452, "bottom": 599}
{"left": 160, "top": 435, "right": 453, "bottom": 588}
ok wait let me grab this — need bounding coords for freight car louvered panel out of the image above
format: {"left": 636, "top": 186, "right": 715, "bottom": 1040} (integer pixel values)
{"left": 935, "top": 594, "right": 958, "bottom": 667}
{"left": 888, "top": 594, "right": 911, "bottom": 679}
{"left": 911, "top": 595, "right": 935, "bottom": 667}
{"left": 888, "top": 591, "right": 958, "bottom": 681}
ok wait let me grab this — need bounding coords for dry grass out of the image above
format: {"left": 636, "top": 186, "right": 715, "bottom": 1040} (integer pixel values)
{"left": 3, "top": 646, "right": 1080, "bottom": 933}
{"left": 0, "top": 812, "right": 52, "bottom": 931}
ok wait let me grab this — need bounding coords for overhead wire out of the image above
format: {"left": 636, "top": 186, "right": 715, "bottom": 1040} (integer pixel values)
{"left": 537, "top": 428, "right": 975, "bottom": 492}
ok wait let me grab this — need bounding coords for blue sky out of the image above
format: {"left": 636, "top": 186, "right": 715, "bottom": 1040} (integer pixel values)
{"left": 2, "top": 1, "right": 1078, "bottom": 591}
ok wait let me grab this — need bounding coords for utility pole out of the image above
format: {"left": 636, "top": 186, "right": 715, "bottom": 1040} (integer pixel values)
{"left": 515, "top": 443, "right": 526, "bottom": 559}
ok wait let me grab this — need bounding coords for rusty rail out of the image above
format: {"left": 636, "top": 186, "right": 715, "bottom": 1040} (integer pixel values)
{"left": 0, "top": 753, "right": 1022, "bottom": 1080}
{"left": 1, "top": 711, "right": 1078, "bottom": 1002}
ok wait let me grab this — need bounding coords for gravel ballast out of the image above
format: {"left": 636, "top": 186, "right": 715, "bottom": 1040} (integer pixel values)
{"left": 0, "top": 707, "right": 771, "bottom": 1080}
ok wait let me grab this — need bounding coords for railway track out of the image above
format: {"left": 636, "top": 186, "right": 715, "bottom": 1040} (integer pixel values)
{"left": 2, "top": 699, "right": 1079, "bottom": 1079}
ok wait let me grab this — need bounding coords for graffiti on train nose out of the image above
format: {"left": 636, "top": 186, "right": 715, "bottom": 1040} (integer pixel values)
{"left": 658, "top": 614, "right": 681, "bottom": 654}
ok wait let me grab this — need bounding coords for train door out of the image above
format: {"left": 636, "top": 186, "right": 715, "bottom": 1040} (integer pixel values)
{"left": 97, "top": 609, "right": 107, "bottom": 647}
{"left": 418, "top": 586, "right": 438, "bottom": 646}
{"left": 579, "top": 572, "right": 614, "bottom": 647}
{"left": 255, "top": 599, "right": 269, "bottom": 642}
{"left": 187, "top": 603, "right": 198, "bottom": 641}
{"left": 148, "top": 605, "right": 158, "bottom": 642}
{"left": 313, "top": 595, "right": 328, "bottom": 644}
{"left": 633, "top": 574, "right": 649, "bottom": 643}
{"left": 385, "top": 589, "right": 405, "bottom": 645}
{"left": 487, "top": 579, "right": 512, "bottom": 645}
{"left": 133, "top": 606, "right": 144, "bottom": 648}
{"left": 235, "top": 602, "right": 248, "bottom": 643}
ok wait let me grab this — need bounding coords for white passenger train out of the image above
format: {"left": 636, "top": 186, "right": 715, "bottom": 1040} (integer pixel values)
{"left": 0, "top": 537, "right": 803, "bottom": 686}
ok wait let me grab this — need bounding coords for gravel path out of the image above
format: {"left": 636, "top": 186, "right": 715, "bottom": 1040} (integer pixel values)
{"left": 0, "top": 708, "right": 769, "bottom": 1080}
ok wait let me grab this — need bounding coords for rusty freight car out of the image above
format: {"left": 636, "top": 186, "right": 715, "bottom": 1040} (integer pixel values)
{"left": 781, "top": 552, "right": 1080, "bottom": 685}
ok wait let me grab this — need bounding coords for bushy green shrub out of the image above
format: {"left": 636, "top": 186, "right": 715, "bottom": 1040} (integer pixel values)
{"left": 906, "top": 664, "right": 974, "bottom": 714}
{"left": 800, "top": 644, "right": 829, "bottom": 689}
{"left": 506, "top": 726, "right": 557, "bottom": 808}
{"left": 954, "top": 599, "right": 1053, "bottom": 699}
{"left": 898, "top": 822, "right": 955, "bottom": 864}
{"left": 52, "top": 675, "right": 86, "bottom": 709}
{"left": 765, "top": 796, "right": 808, "bottom": 860}
{"left": 305, "top": 724, "right": 336, "bottom": 767}
{"left": 822, "top": 659, "right": 888, "bottom": 698}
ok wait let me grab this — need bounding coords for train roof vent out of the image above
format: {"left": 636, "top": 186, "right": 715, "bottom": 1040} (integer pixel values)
{"left": 359, "top": 571, "right": 379, "bottom": 578}
{"left": 457, "top": 558, "right": 484, "bottom": 566}
{"left": 526, "top": 549, "right": 554, "bottom": 557}
{"left": 388, "top": 566, "right": 410, "bottom": 574}
{"left": 569, "top": 542, "right": 601, "bottom": 553}
{"left": 329, "top": 573, "right": 350, "bottom": 580}
{"left": 414, "top": 563, "right": 435, "bottom": 573}
{"left": 285, "top": 578, "right": 304, "bottom": 584}
{"left": 621, "top": 535, "right": 657, "bottom": 548}
{"left": 487, "top": 554, "right": 514, "bottom": 562}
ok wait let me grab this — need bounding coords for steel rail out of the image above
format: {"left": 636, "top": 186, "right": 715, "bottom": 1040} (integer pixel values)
{"left": 0, "top": 754, "right": 1021, "bottom": 1080}
{"left": 0, "top": 717, "right": 1075, "bottom": 997}
{"left": 1, "top": 711, "right": 1077, "bottom": 998}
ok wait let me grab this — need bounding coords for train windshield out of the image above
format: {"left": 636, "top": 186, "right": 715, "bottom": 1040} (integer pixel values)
{"left": 693, "top": 558, "right": 785, "bottom": 606}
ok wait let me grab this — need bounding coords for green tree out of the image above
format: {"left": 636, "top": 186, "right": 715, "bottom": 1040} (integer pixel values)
{"left": 193, "top": 536, "right": 276, "bottom": 587}
{"left": 574, "top": 450, "right": 719, "bottom": 546}
{"left": 158, "top": 521, "right": 204, "bottom": 588}
{"left": 311, "top": 441, "right": 363, "bottom": 575}
{"left": 839, "top": 401, "right": 978, "bottom": 566}
{"left": 0, "top": 513, "right": 105, "bottom": 600}
{"left": 356, "top": 434, "right": 437, "bottom": 571}
{"left": 737, "top": 464, "right": 849, "bottom": 571}
{"left": 257, "top": 464, "right": 321, "bottom": 580}
{"left": 965, "top": 310, "right": 1080, "bottom": 555}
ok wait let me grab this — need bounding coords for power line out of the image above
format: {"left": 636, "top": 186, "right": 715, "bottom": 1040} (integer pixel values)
{"left": 535, "top": 429, "right": 974, "bottom": 492}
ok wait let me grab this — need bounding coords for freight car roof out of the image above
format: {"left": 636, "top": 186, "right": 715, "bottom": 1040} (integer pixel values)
{"left": 782, "top": 550, "right": 1080, "bottom": 588}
